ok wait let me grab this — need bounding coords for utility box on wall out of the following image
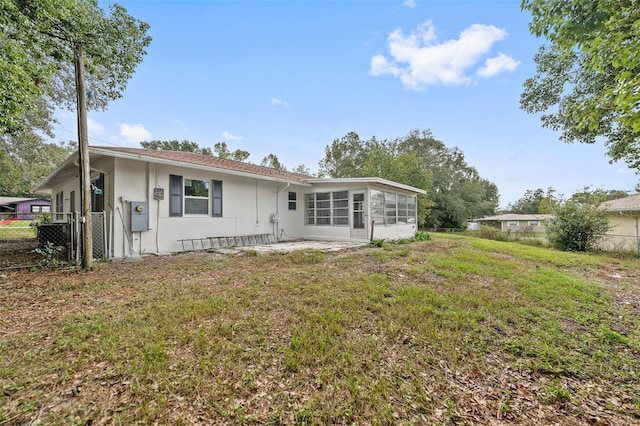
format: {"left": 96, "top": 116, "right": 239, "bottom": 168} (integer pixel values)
{"left": 130, "top": 201, "right": 148, "bottom": 232}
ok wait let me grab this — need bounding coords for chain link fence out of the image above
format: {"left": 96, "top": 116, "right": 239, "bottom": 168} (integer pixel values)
{"left": 0, "top": 211, "right": 106, "bottom": 269}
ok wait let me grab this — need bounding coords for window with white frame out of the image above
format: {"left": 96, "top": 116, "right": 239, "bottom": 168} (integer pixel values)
{"left": 305, "top": 191, "right": 349, "bottom": 226}
{"left": 169, "top": 175, "right": 222, "bottom": 217}
{"left": 184, "top": 178, "right": 209, "bottom": 215}
{"left": 30, "top": 205, "right": 51, "bottom": 213}
{"left": 528, "top": 220, "right": 539, "bottom": 226}
{"left": 55, "top": 191, "right": 63, "bottom": 220}
{"left": 507, "top": 220, "right": 518, "bottom": 226}
{"left": 288, "top": 191, "right": 297, "bottom": 210}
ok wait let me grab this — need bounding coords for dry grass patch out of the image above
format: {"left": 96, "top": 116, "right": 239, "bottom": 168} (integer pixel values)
{"left": 1, "top": 235, "right": 639, "bottom": 425}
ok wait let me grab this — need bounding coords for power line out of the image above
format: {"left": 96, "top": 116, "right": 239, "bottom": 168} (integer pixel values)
{"left": 52, "top": 126, "right": 129, "bottom": 147}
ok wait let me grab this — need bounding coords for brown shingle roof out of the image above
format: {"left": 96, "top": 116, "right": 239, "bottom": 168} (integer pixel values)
{"left": 602, "top": 194, "right": 640, "bottom": 212}
{"left": 90, "top": 146, "right": 312, "bottom": 183}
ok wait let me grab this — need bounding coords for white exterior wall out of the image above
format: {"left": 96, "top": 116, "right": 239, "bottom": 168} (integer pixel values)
{"left": 110, "top": 159, "right": 311, "bottom": 257}
{"left": 274, "top": 184, "right": 306, "bottom": 240}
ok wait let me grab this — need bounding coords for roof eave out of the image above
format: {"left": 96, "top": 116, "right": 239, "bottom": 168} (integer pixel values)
{"left": 32, "top": 152, "right": 78, "bottom": 192}
{"left": 305, "top": 177, "right": 427, "bottom": 194}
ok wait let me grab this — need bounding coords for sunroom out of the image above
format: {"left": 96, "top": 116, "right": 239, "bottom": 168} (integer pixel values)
{"left": 302, "top": 178, "right": 425, "bottom": 241}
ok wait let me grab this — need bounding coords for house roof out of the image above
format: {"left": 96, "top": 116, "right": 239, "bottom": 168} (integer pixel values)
{"left": 34, "top": 146, "right": 428, "bottom": 195}
{"left": 306, "top": 177, "right": 427, "bottom": 194}
{"left": 476, "top": 213, "right": 553, "bottom": 222}
{"left": 34, "top": 146, "right": 314, "bottom": 191}
{"left": 0, "top": 197, "right": 49, "bottom": 206}
{"left": 95, "top": 146, "right": 313, "bottom": 183}
{"left": 601, "top": 194, "right": 640, "bottom": 212}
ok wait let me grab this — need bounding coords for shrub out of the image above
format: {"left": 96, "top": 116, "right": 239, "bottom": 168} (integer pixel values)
{"left": 546, "top": 200, "right": 610, "bottom": 252}
{"left": 370, "top": 238, "right": 385, "bottom": 247}
{"left": 414, "top": 231, "right": 432, "bottom": 241}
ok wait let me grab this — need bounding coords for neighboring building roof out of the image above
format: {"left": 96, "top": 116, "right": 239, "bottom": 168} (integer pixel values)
{"left": 34, "top": 146, "right": 428, "bottom": 195}
{"left": 0, "top": 197, "right": 49, "bottom": 206}
{"left": 601, "top": 194, "right": 640, "bottom": 212}
{"left": 476, "top": 213, "right": 553, "bottom": 222}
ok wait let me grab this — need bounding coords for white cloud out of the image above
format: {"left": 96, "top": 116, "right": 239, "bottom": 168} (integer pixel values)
{"left": 403, "top": 0, "right": 417, "bottom": 8}
{"left": 87, "top": 117, "right": 105, "bottom": 137}
{"left": 119, "top": 123, "right": 152, "bottom": 143}
{"left": 222, "top": 131, "right": 243, "bottom": 141}
{"left": 370, "top": 21, "right": 515, "bottom": 89}
{"left": 271, "top": 97, "right": 290, "bottom": 108}
{"left": 477, "top": 53, "right": 521, "bottom": 78}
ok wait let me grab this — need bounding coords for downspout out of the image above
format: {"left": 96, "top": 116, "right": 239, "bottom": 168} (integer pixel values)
{"left": 633, "top": 215, "right": 640, "bottom": 257}
{"left": 276, "top": 183, "right": 290, "bottom": 240}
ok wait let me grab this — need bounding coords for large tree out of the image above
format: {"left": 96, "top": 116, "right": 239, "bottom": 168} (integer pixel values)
{"left": 319, "top": 130, "right": 498, "bottom": 228}
{"left": 520, "top": 0, "right": 640, "bottom": 169}
{"left": 1, "top": 0, "right": 152, "bottom": 135}
{"left": 0, "top": 100, "right": 73, "bottom": 196}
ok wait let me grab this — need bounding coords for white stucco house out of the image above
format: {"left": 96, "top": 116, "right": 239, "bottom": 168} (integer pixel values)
{"left": 33, "top": 146, "right": 425, "bottom": 259}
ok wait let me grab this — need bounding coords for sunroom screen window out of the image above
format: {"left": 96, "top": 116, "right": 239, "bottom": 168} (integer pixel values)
{"left": 371, "top": 190, "right": 384, "bottom": 225}
{"left": 333, "top": 191, "right": 349, "bottom": 225}
{"left": 305, "top": 191, "right": 349, "bottom": 226}
{"left": 371, "top": 190, "right": 417, "bottom": 225}
{"left": 384, "top": 192, "right": 397, "bottom": 224}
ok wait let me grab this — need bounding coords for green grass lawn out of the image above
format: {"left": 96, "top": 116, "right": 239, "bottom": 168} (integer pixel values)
{"left": 1, "top": 234, "right": 639, "bottom": 424}
{"left": 0, "top": 220, "right": 36, "bottom": 239}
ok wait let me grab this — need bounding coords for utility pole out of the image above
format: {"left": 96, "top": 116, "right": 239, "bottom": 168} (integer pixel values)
{"left": 75, "top": 42, "right": 92, "bottom": 270}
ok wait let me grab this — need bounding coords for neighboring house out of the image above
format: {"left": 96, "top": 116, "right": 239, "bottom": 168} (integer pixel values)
{"left": 0, "top": 197, "right": 51, "bottom": 220}
{"left": 472, "top": 213, "right": 553, "bottom": 234}
{"left": 600, "top": 194, "right": 640, "bottom": 253}
{"left": 33, "top": 146, "right": 425, "bottom": 258}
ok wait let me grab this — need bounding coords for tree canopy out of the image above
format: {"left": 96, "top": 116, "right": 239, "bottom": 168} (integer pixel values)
{"left": 507, "top": 187, "right": 559, "bottom": 214}
{"left": 0, "top": 101, "right": 73, "bottom": 196}
{"left": 261, "top": 154, "right": 286, "bottom": 171}
{"left": 568, "top": 187, "right": 630, "bottom": 205}
{"left": 1, "top": 0, "right": 151, "bottom": 135}
{"left": 213, "top": 142, "right": 250, "bottom": 162}
{"left": 319, "top": 130, "right": 499, "bottom": 228}
{"left": 520, "top": 0, "right": 640, "bottom": 169}
{"left": 141, "top": 140, "right": 214, "bottom": 156}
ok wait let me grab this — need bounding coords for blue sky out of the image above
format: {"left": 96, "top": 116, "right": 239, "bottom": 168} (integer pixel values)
{"left": 52, "top": 0, "right": 638, "bottom": 207}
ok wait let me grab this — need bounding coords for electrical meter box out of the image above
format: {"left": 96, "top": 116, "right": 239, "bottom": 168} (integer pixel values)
{"left": 130, "top": 201, "right": 148, "bottom": 232}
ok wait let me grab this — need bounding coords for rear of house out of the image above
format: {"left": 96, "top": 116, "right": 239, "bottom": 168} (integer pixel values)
{"left": 34, "top": 147, "right": 425, "bottom": 259}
